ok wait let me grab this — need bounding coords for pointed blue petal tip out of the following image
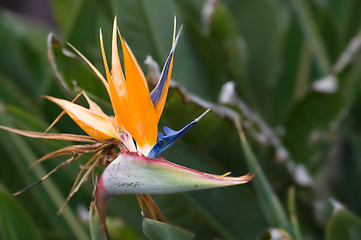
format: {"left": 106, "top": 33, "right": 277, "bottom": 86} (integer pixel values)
{"left": 148, "top": 109, "right": 210, "bottom": 159}
{"left": 150, "top": 26, "right": 183, "bottom": 106}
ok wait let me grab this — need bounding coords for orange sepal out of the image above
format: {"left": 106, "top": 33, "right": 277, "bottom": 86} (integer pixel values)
{"left": 118, "top": 32, "right": 158, "bottom": 150}
{"left": 46, "top": 96, "right": 119, "bottom": 141}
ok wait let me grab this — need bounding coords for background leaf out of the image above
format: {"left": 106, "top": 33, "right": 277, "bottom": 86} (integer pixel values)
{"left": 1, "top": 0, "right": 361, "bottom": 239}
{"left": 143, "top": 218, "right": 194, "bottom": 240}
{"left": 326, "top": 209, "right": 361, "bottom": 240}
{"left": 0, "top": 185, "right": 42, "bottom": 240}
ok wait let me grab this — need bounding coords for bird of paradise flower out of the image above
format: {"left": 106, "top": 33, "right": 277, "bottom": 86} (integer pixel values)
{"left": 0, "top": 17, "right": 254, "bottom": 238}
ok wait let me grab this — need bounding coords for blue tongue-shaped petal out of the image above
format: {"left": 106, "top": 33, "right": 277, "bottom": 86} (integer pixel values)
{"left": 148, "top": 109, "right": 210, "bottom": 159}
{"left": 157, "top": 132, "right": 165, "bottom": 138}
{"left": 162, "top": 126, "right": 180, "bottom": 140}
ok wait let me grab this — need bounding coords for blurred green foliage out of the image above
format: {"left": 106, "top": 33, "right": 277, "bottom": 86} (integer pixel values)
{"left": 1, "top": 0, "right": 361, "bottom": 239}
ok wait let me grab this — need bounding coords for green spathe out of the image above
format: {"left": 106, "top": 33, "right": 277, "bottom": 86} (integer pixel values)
{"left": 99, "top": 152, "right": 254, "bottom": 196}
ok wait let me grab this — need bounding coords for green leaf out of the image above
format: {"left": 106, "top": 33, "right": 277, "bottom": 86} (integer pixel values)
{"left": 0, "top": 185, "right": 42, "bottom": 240}
{"left": 225, "top": 0, "right": 283, "bottom": 113}
{"left": 0, "top": 11, "right": 49, "bottom": 98}
{"left": 0, "top": 111, "right": 90, "bottom": 240}
{"left": 291, "top": 0, "right": 332, "bottom": 76}
{"left": 143, "top": 218, "right": 194, "bottom": 240}
{"left": 326, "top": 209, "right": 361, "bottom": 240}
{"left": 272, "top": 15, "right": 307, "bottom": 123}
{"left": 47, "top": 33, "right": 109, "bottom": 100}
{"left": 283, "top": 92, "right": 344, "bottom": 165}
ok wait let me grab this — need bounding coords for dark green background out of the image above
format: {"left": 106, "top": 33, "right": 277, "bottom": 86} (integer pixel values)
{"left": 1, "top": 0, "right": 361, "bottom": 239}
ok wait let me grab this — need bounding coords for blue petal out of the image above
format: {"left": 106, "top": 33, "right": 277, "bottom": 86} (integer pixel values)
{"left": 163, "top": 126, "right": 178, "bottom": 136}
{"left": 148, "top": 109, "right": 210, "bottom": 159}
{"left": 157, "top": 132, "right": 165, "bottom": 138}
{"left": 148, "top": 123, "right": 194, "bottom": 159}
{"left": 148, "top": 138, "right": 165, "bottom": 158}
{"left": 150, "top": 26, "right": 183, "bottom": 106}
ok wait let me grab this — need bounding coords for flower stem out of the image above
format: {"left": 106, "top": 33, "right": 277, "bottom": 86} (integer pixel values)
{"left": 235, "top": 118, "right": 291, "bottom": 233}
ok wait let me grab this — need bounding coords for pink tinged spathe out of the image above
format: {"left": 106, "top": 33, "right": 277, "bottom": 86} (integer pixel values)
{"left": 93, "top": 144, "right": 255, "bottom": 238}
{"left": 94, "top": 152, "right": 254, "bottom": 233}
{"left": 98, "top": 152, "right": 254, "bottom": 197}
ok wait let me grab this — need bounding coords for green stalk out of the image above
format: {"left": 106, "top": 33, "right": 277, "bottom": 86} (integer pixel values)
{"left": 235, "top": 119, "right": 291, "bottom": 233}
{"left": 288, "top": 187, "right": 303, "bottom": 240}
